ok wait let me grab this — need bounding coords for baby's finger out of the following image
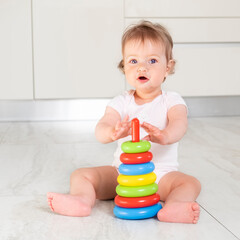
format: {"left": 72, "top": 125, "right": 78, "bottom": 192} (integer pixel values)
{"left": 111, "top": 130, "right": 119, "bottom": 141}
{"left": 142, "top": 122, "right": 157, "bottom": 131}
{"left": 141, "top": 123, "right": 152, "bottom": 132}
{"left": 123, "top": 115, "right": 129, "bottom": 122}
{"left": 112, "top": 129, "right": 121, "bottom": 141}
{"left": 127, "top": 120, "right": 132, "bottom": 128}
{"left": 141, "top": 135, "right": 150, "bottom": 141}
{"left": 115, "top": 120, "right": 121, "bottom": 130}
{"left": 122, "top": 121, "right": 131, "bottom": 129}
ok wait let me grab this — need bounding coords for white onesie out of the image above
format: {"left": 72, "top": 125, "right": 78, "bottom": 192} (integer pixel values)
{"left": 107, "top": 90, "right": 187, "bottom": 183}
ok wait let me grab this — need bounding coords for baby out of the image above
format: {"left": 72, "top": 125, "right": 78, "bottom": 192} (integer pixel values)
{"left": 47, "top": 21, "right": 201, "bottom": 224}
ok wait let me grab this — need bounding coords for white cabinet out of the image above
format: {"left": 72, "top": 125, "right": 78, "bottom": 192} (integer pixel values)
{"left": 166, "top": 44, "right": 240, "bottom": 96}
{"left": 125, "top": 0, "right": 240, "bottom": 17}
{"left": 127, "top": 18, "right": 240, "bottom": 43}
{"left": 0, "top": 0, "right": 33, "bottom": 100}
{"left": 32, "top": 0, "right": 124, "bottom": 99}
{"left": 1, "top": 0, "right": 239, "bottom": 100}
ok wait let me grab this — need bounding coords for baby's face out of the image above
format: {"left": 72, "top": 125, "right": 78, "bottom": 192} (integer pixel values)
{"left": 123, "top": 39, "right": 169, "bottom": 94}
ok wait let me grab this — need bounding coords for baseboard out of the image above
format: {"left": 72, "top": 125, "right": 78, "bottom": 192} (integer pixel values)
{"left": 0, "top": 96, "right": 239, "bottom": 121}
{"left": 0, "top": 99, "right": 109, "bottom": 121}
{"left": 184, "top": 96, "right": 240, "bottom": 117}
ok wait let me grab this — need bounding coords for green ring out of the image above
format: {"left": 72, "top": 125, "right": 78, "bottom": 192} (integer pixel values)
{"left": 116, "top": 183, "right": 158, "bottom": 197}
{"left": 121, "top": 140, "right": 151, "bottom": 153}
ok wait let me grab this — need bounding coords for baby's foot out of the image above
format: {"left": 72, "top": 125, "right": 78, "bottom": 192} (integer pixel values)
{"left": 47, "top": 192, "right": 91, "bottom": 217}
{"left": 157, "top": 202, "right": 200, "bottom": 224}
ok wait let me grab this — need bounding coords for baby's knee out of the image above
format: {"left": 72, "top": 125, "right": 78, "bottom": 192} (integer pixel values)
{"left": 186, "top": 176, "right": 201, "bottom": 192}
{"left": 70, "top": 168, "right": 100, "bottom": 186}
{"left": 192, "top": 176, "right": 201, "bottom": 188}
{"left": 70, "top": 169, "right": 82, "bottom": 183}
{"left": 71, "top": 168, "right": 83, "bottom": 179}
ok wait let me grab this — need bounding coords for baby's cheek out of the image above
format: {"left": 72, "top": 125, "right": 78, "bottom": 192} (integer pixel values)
{"left": 125, "top": 64, "right": 137, "bottom": 72}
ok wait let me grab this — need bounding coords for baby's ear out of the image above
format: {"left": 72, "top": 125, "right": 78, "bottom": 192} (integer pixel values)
{"left": 118, "top": 60, "right": 125, "bottom": 74}
{"left": 167, "top": 59, "right": 176, "bottom": 74}
{"left": 164, "top": 59, "right": 175, "bottom": 80}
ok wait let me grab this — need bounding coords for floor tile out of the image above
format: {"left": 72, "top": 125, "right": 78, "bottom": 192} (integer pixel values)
{"left": 179, "top": 117, "right": 240, "bottom": 238}
{"left": 0, "top": 118, "right": 239, "bottom": 239}
{"left": 0, "top": 196, "right": 237, "bottom": 240}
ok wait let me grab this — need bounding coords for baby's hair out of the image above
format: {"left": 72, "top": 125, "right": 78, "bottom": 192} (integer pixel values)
{"left": 118, "top": 20, "right": 175, "bottom": 76}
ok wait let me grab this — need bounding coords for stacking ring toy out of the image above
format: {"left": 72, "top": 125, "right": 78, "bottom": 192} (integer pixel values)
{"left": 113, "top": 202, "right": 162, "bottom": 220}
{"left": 120, "top": 152, "right": 153, "bottom": 164}
{"left": 121, "top": 140, "right": 151, "bottom": 153}
{"left": 119, "top": 162, "right": 155, "bottom": 175}
{"left": 116, "top": 183, "right": 158, "bottom": 197}
{"left": 117, "top": 172, "right": 156, "bottom": 186}
{"left": 114, "top": 118, "right": 162, "bottom": 220}
{"left": 114, "top": 193, "right": 160, "bottom": 208}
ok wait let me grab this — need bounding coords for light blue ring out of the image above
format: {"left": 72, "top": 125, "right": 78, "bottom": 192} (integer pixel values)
{"left": 113, "top": 202, "right": 162, "bottom": 220}
{"left": 119, "top": 162, "right": 155, "bottom": 176}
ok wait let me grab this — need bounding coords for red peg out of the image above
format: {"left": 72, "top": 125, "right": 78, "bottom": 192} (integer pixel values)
{"left": 131, "top": 118, "right": 140, "bottom": 142}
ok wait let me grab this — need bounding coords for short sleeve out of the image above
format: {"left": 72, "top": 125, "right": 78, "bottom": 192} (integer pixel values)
{"left": 165, "top": 92, "right": 188, "bottom": 113}
{"left": 107, "top": 92, "right": 127, "bottom": 119}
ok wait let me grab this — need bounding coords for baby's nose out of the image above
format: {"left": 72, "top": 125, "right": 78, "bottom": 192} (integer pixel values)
{"left": 137, "top": 64, "right": 147, "bottom": 72}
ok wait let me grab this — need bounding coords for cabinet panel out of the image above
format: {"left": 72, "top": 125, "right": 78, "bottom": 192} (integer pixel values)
{"left": 0, "top": 0, "right": 33, "bottom": 100}
{"left": 33, "top": 0, "right": 124, "bottom": 99}
{"left": 125, "top": 18, "right": 240, "bottom": 43}
{"left": 125, "top": 0, "right": 240, "bottom": 17}
{"left": 163, "top": 44, "right": 240, "bottom": 96}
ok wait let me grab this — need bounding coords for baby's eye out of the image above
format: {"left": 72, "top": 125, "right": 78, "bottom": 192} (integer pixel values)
{"left": 130, "top": 59, "right": 137, "bottom": 64}
{"left": 149, "top": 59, "right": 157, "bottom": 64}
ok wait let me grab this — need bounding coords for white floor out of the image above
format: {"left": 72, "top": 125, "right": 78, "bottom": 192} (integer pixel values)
{"left": 0, "top": 117, "right": 239, "bottom": 240}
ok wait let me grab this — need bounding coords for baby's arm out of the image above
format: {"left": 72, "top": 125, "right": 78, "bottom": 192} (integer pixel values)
{"left": 141, "top": 104, "right": 187, "bottom": 145}
{"left": 95, "top": 106, "right": 131, "bottom": 144}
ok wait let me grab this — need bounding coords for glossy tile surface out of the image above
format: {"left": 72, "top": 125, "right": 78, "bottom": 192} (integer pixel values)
{"left": 0, "top": 117, "right": 239, "bottom": 240}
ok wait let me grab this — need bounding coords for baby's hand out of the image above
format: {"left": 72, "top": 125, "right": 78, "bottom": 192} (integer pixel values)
{"left": 141, "top": 122, "right": 169, "bottom": 145}
{"left": 111, "top": 115, "right": 131, "bottom": 141}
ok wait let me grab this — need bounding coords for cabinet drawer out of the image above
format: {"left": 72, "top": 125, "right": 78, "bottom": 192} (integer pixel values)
{"left": 125, "top": 18, "right": 240, "bottom": 43}
{"left": 33, "top": 0, "right": 124, "bottom": 99}
{"left": 125, "top": 0, "right": 240, "bottom": 17}
{"left": 163, "top": 44, "right": 240, "bottom": 96}
{"left": 0, "top": 0, "right": 33, "bottom": 100}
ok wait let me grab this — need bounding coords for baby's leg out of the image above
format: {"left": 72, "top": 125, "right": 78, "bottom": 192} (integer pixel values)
{"left": 157, "top": 171, "right": 201, "bottom": 224}
{"left": 47, "top": 166, "right": 118, "bottom": 217}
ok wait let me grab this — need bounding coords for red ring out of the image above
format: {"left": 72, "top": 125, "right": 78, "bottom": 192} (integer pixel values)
{"left": 114, "top": 193, "right": 160, "bottom": 208}
{"left": 120, "top": 152, "right": 153, "bottom": 164}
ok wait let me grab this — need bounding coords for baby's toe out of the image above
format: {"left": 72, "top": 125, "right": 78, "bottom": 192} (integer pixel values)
{"left": 192, "top": 202, "right": 200, "bottom": 211}
{"left": 47, "top": 193, "right": 55, "bottom": 211}
{"left": 192, "top": 213, "right": 199, "bottom": 224}
{"left": 47, "top": 192, "right": 54, "bottom": 200}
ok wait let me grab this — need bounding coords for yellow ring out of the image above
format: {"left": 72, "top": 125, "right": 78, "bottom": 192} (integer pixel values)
{"left": 117, "top": 172, "right": 157, "bottom": 186}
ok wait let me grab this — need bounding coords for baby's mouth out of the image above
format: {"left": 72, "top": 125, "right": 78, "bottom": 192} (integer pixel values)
{"left": 137, "top": 76, "right": 149, "bottom": 81}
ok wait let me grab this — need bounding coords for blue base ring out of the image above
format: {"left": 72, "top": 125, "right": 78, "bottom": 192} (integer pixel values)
{"left": 114, "top": 202, "right": 162, "bottom": 220}
{"left": 119, "top": 162, "right": 155, "bottom": 175}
